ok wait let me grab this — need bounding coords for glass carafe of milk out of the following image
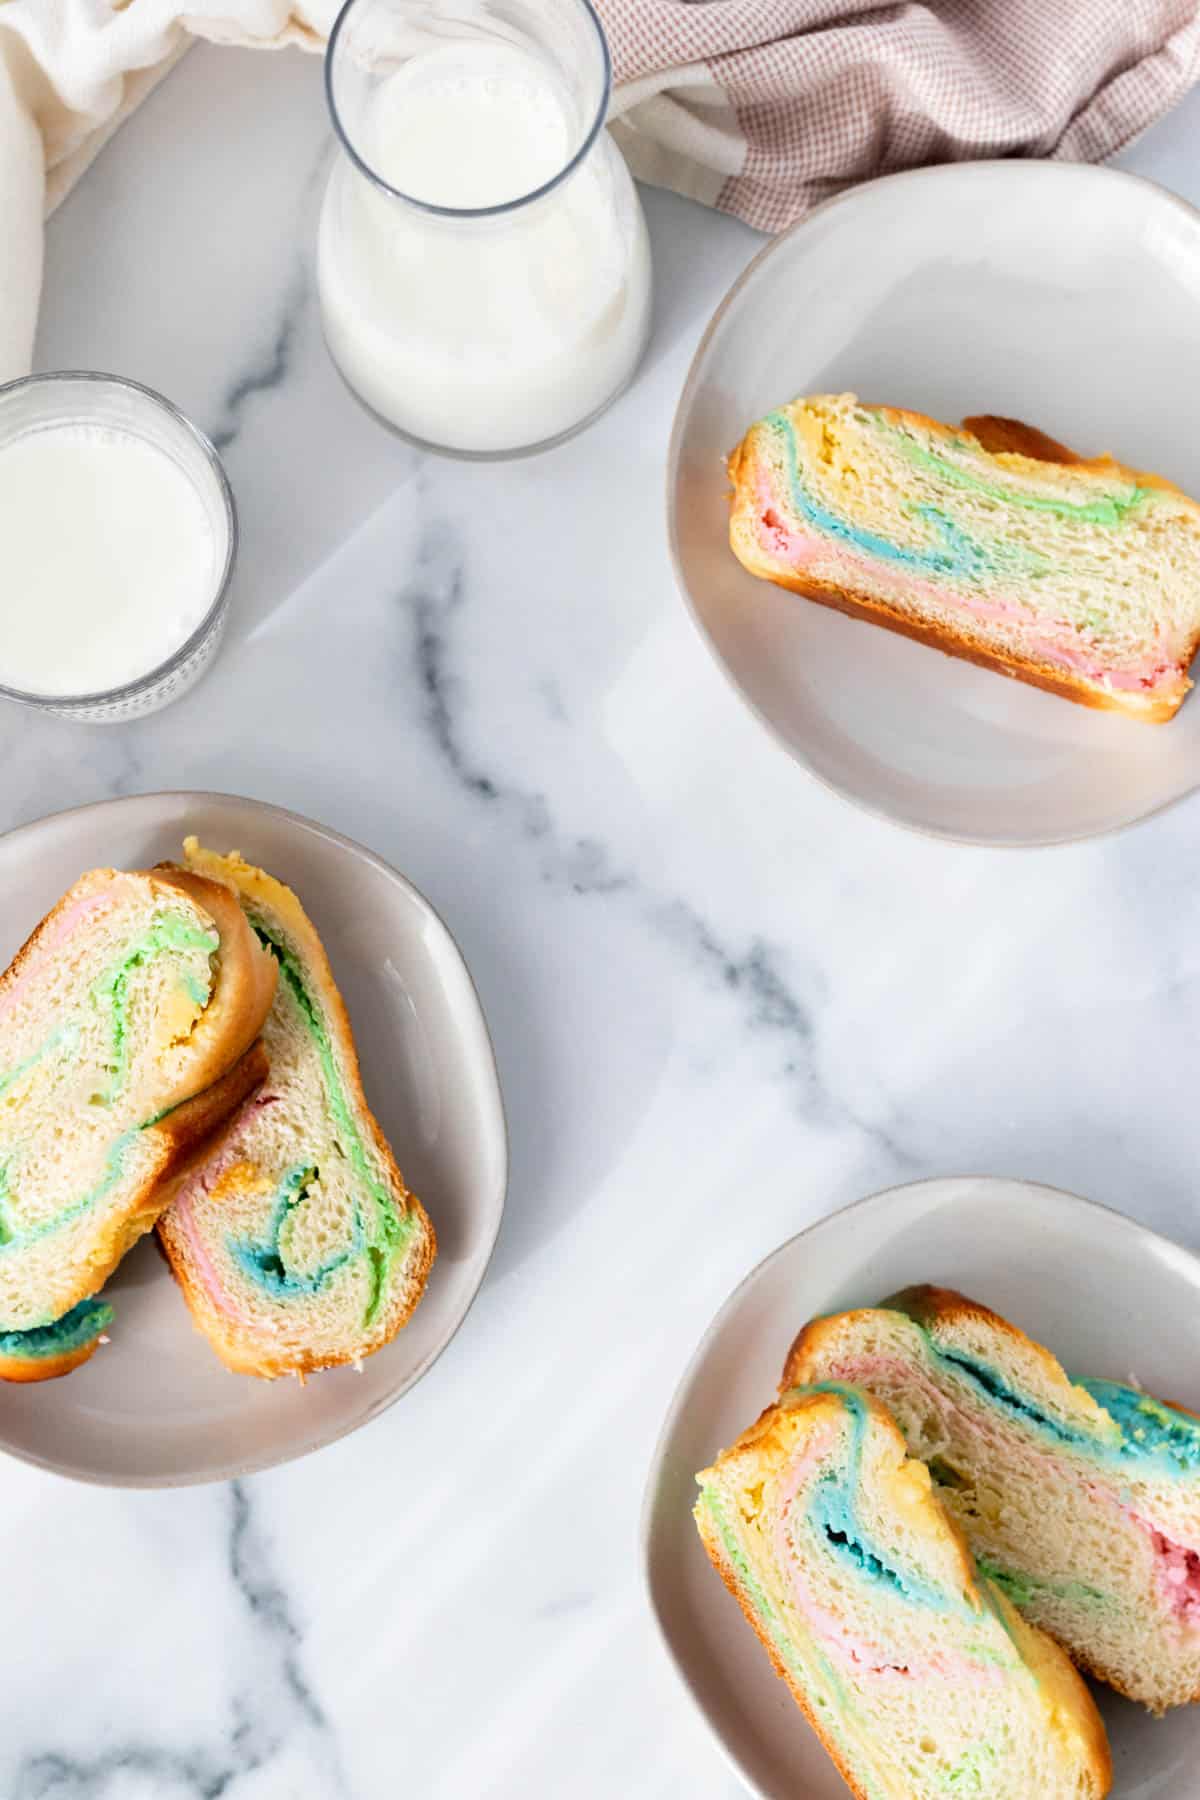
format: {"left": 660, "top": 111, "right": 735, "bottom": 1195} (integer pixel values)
{"left": 318, "top": 0, "right": 653, "bottom": 457}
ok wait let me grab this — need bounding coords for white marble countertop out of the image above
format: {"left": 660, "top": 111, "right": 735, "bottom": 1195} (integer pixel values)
{"left": 5, "top": 44, "right": 1200, "bottom": 1798}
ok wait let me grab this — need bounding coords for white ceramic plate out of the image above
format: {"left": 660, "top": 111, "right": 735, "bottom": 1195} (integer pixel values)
{"left": 669, "top": 163, "right": 1200, "bottom": 845}
{"left": 642, "top": 1176, "right": 1200, "bottom": 1798}
{"left": 0, "top": 792, "right": 507, "bottom": 1486}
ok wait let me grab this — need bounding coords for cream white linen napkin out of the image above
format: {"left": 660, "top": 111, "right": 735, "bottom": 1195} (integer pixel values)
{"left": 3, "top": 0, "right": 1199, "bottom": 383}
{"left": 0, "top": 2, "right": 334, "bottom": 380}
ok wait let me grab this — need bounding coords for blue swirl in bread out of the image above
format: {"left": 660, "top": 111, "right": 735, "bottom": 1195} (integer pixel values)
{"left": 787, "top": 1287, "right": 1200, "bottom": 1712}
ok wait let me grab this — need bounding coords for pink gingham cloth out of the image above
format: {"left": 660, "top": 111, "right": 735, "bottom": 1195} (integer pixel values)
{"left": 599, "top": 0, "right": 1200, "bottom": 232}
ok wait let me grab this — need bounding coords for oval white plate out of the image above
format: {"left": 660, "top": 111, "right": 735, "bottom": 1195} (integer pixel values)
{"left": 642, "top": 1176, "right": 1200, "bottom": 1798}
{"left": 0, "top": 792, "right": 507, "bottom": 1486}
{"left": 669, "top": 162, "right": 1200, "bottom": 845}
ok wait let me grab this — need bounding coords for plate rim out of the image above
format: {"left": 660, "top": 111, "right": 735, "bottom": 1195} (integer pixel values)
{"left": 666, "top": 158, "right": 1200, "bottom": 851}
{"left": 0, "top": 788, "right": 509, "bottom": 1488}
{"left": 639, "top": 1171, "right": 1200, "bottom": 1797}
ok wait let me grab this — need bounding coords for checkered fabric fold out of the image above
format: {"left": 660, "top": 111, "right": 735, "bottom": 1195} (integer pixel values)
{"left": 600, "top": 0, "right": 1200, "bottom": 231}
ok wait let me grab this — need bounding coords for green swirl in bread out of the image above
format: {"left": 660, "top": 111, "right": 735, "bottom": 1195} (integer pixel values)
{"left": 155, "top": 841, "right": 436, "bottom": 1379}
{"left": 787, "top": 1287, "right": 1200, "bottom": 1712}
{"left": 695, "top": 1384, "right": 1111, "bottom": 1799}
{"left": 0, "top": 866, "right": 276, "bottom": 1378}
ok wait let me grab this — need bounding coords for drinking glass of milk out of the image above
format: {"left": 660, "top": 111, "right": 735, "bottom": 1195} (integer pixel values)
{"left": 318, "top": 0, "right": 653, "bottom": 457}
{"left": 0, "top": 373, "right": 236, "bottom": 723}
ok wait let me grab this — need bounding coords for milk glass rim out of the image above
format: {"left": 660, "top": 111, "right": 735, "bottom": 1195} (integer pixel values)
{"left": 324, "top": 0, "right": 614, "bottom": 219}
{"left": 0, "top": 370, "right": 237, "bottom": 711}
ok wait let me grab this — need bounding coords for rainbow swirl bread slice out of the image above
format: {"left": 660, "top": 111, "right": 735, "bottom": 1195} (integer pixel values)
{"left": 786, "top": 1288, "right": 1200, "bottom": 1712}
{"left": 695, "top": 1385, "right": 1110, "bottom": 1800}
{"left": 728, "top": 395, "right": 1200, "bottom": 721}
{"left": 0, "top": 866, "right": 276, "bottom": 1380}
{"left": 156, "top": 841, "right": 436, "bottom": 1379}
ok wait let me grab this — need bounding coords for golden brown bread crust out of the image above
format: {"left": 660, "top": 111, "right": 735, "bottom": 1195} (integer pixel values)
{"left": 962, "top": 415, "right": 1084, "bottom": 465}
{"left": 884, "top": 1282, "right": 1005, "bottom": 1326}
{"left": 884, "top": 1283, "right": 1052, "bottom": 1347}
{"left": 781, "top": 1285, "right": 1071, "bottom": 1396}
{"left": 783, "top": 1308, "right": 875, "bottom": 1394}
{"left": 156, "top": 844, "right": 436, "bottom": 1380}
{"left": 0, "top": 1338, "right": 102, "bottom": 1383}
{"left": 883, "top": 407, "right": 1195, "bottom": 505}
{"left": 728, "top": 406, "right": 1197, "bottom": 724}
{"left": 964, "top": 416, "right": 1196, "bottom": 507}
